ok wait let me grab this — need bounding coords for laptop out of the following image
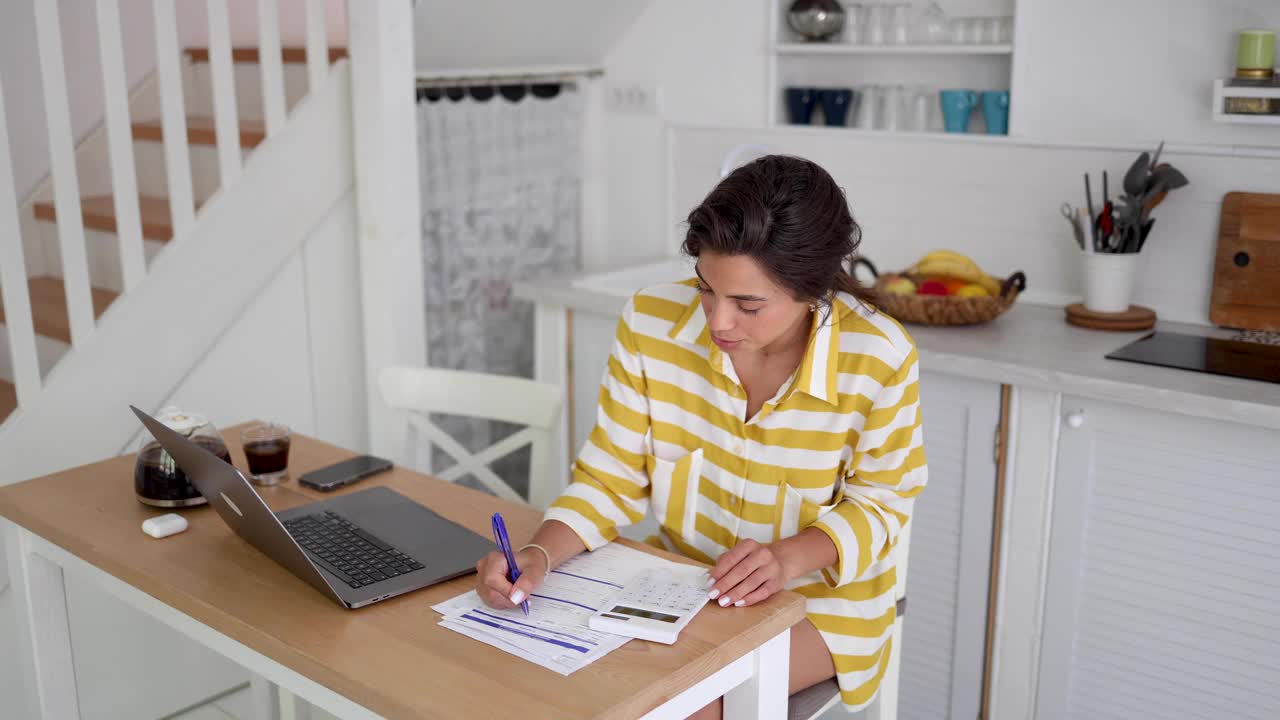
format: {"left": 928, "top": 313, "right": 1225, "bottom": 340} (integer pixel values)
{"left": 131, "top": 406, "right": 493, "bottom": 609}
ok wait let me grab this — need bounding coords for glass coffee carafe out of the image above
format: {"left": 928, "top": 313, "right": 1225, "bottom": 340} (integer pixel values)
{"left": 134, "top": 407, "right": 230, "bottom": 508}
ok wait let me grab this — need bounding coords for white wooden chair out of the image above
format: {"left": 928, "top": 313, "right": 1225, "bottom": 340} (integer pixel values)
{"left": 789, "top": 521, "right": 911, "bottom": 720}
{"left": 378, "top": 366, "right": 562, "bottom": 505}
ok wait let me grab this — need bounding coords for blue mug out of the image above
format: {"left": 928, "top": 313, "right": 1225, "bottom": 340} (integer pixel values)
{"left": 818, "top": 88, "right": 857, "bottom": 127}
{"left": 982, "top": 91, "right": 1010, "bottom": 135}
{"left": 939, "top": 90, "right": 978, "bottom": 133}
{"left": 785, "top": 87, "right": 818, "bottom": 125}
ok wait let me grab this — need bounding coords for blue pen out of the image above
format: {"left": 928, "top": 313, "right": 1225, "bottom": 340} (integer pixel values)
{"left": 491, "top": 512, "right": 530, "bottom": 616}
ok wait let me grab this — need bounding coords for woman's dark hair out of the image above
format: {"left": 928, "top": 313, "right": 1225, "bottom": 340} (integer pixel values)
{"left": 681, "top": 155, "right": 875, "bottom": 312}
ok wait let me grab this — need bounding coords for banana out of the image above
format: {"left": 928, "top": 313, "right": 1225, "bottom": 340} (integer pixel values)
{"left": 908, "top": 250, "right": 1003, "bottom": 295}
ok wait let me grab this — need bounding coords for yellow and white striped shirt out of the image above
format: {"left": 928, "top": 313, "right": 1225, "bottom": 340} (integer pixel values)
{"left": 545, "top": 280, "right": 927, "bottom": 711}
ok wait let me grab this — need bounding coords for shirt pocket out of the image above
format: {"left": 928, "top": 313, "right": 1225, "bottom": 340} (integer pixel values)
{"left": 773, "top": 477, "right": 846, "bottom": 542}
{"left": 647, "top": 448, "right": 703, "bottom": 545}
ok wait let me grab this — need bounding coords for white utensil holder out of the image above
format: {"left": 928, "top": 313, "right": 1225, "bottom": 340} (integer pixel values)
{"left": 1083, "top": 251, "right": 1140, "bottom": 313}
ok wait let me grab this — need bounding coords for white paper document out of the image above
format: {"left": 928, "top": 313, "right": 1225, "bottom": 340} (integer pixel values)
{"left": 432, "top": 542, "right": 702, "bottom": 675}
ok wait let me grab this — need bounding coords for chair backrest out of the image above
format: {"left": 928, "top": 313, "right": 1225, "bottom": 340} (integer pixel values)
{"left": 790, "top": 520, "right": 912, "bottom": 720}
{"left": 377, "top": 366, "right": 562, "bottom": 504}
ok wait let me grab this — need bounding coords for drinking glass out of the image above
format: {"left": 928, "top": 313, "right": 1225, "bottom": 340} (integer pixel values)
{"left": 907, "top": 87, "right": 932, "bottom": 132}
{"left": 914, "top": 2, "right": 948, "bottom": 44}
{"left": 980, "top": 17, "right": 1002, "bottom": 44}
{"left": 865, "top": 4, "right": 888, "bottom": 45}
{"left": 889, "top": 3, "right": 911, "bottom": 45}
{"left": 881, "top": 85, "right": 905, "bottom": 130}
{"left": 841, "top": 3, "right": 866, "bottom": 43}
{"left": 856, "top": 85, "right": 881, "bottom": 129}
{"left": 241, "top": 422, "right": 292, "bottom": 485}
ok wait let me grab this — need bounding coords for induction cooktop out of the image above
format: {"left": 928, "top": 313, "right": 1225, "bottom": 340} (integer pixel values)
{"left": 1106, "top": 331, "right": 1280, "bottom": 384}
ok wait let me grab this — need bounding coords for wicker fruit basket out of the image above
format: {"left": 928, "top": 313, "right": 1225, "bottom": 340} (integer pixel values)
{"left": 854, "top": 257, "right": 1027, "bottom": 326}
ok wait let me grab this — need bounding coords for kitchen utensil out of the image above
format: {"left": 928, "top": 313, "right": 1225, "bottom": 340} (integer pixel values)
{"left": 1061, "top": 203, "right": 1085, "bottom": 250}
{"left": 1210, "top": 192, "right": 1280, "bottom": 331}
{"left": 1149, "top": 140, "right": 1164, "bottom": 169}
{"left": 1084, "top": 173, "right": 1098, "bottom": 251}
{"left": 1122, "top": 151, "right": 1150, "bottom": 197}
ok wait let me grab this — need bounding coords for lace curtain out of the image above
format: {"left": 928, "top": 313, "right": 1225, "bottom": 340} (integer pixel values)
{"left": 416, "top": 85, "right": 582, "bottom": 496}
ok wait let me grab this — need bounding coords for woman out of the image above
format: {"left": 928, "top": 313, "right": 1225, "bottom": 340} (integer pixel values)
{"left": 475, "top": 155, "right": 927, "bottom": 716}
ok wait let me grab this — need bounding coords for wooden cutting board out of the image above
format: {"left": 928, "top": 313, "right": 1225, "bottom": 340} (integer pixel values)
{"left": 1211, "top": 192, "right": 1280, "bottom": 331}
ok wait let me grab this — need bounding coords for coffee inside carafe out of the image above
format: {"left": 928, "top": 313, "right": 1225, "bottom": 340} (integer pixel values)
{"left": 134, "top": 437, "right": 229, "bottom": 507}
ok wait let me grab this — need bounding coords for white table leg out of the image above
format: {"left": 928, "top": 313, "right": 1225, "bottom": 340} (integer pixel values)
{"left": 279, "top": 685, "right": 313, "bottom": 720}
{"left": 3, "top": 520, "right": 82, "bottom": 719}
{"left": 250, "top": 675, "right": 281, "bottom": 720}
{"left": 723, "top": 629, "right": 791, "bottom": 720}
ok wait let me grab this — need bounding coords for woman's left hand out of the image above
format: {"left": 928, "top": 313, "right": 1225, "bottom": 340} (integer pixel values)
{"left": 707, "top": 539, "right": 790, "bottom": 608}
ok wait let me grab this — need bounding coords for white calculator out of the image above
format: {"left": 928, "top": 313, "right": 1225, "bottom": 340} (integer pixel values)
{"left": 588, "top": 569, "right": 711, "bottom": 645}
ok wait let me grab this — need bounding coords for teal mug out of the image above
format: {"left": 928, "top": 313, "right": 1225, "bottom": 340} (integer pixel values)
{"left": 982, "top": 91, "right": 1010, "bottom": 135}
{"left": 939, "top": 89, "right": 978, "bottom": 133}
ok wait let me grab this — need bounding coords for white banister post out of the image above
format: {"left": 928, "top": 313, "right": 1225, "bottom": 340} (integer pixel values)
{"left": 0, "top": 75, "right": 42, "bottom": 407}
{"left": 304, "top": 0, "right": 330, "bottom": 94}
{"left": 257, "top": 0, "right": 287, "bottom": 137}
{"left": 34, "top": 0, "right": 95, "bottom": 347}
{"left": 347, "top": 0, "right": 427, "bottom": 458}
{"left": 206, "top": 0, "right": 242, "bottom": 186}
{"left": 96, "top": 0, "right": 147, "bottom": 292}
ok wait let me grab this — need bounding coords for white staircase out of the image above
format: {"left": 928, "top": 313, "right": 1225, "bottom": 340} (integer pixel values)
{"left": 0, "top": 3, "right": 351, "bottom": 479}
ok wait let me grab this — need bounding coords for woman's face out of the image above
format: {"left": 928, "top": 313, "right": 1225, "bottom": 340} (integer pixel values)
{"left": 695, "top": 251, "right": 811, "bottom": 354}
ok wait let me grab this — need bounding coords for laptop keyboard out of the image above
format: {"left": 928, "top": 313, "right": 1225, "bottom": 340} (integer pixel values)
{"left": 283, "top": 510, "right": 424, "bottom": 589}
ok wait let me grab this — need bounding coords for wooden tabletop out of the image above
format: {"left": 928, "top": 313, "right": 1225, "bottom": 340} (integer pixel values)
{"left": 0, "top": 425, "right": 807, "bottom": 719}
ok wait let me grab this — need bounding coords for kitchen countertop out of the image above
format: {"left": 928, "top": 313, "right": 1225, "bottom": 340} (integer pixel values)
{"left": 513, "top": 259, "right": 1280, "bottom": 430}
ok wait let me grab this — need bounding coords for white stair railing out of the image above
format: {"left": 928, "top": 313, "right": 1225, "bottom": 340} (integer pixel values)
{"left": 1, "top": 0, "right": 347, "bottom": 424}
{"left": 257, "top": 0, "right": 288, "bottom": 137}
{"left": 0, "top": 75, "right": 41, "bottom": 409}
{"left": 95, "top": 0, "right": 148, "bottom": 293}
{"left": 305, "top": 0, "right": 330, "bottom": 94}
{"left": 207, "top": 0, "right": 243, "bottom": 186}
{"left": 33, "top": 0, "right": 95, "bottom": 347}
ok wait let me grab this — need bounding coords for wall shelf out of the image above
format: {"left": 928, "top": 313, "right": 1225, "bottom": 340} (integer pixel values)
{"left": 774, "top": 43, "right": 1013, "bottom": 56}
{"left": 1211, "top": 79, "right": 1280, "bottom": 125}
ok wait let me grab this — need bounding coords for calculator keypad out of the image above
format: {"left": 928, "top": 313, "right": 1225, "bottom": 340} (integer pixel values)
{"left": 617, "top": 571, "right": 709, "bottom": 615}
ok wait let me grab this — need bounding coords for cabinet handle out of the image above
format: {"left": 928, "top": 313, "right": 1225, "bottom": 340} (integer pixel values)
{"left": 1065, "top": 411, "right": 1085, "bottom": 429}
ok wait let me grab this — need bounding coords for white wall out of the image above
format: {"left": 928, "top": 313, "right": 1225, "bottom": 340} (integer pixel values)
{"left": 412, "top": 0, "right": 649, "bottom": 73}
{"left": 593, "top": 0, "right": 1280, "bottom": 324}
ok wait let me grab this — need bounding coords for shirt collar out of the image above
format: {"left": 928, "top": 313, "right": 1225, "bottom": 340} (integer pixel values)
{"left": 668, "top": 285, "right": 841, "bottom": 407}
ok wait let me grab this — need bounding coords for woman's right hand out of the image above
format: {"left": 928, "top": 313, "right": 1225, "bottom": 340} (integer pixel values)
{"left": 475, "top": 547, "right": 548, "bottom": 610}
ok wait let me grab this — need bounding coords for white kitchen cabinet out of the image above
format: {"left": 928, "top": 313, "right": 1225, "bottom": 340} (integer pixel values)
{"left": 900, "top": 371, "right": 1001, "bottom": 720}
{"left": 1036, "top": 397, "right": 1280, "bottom": 720}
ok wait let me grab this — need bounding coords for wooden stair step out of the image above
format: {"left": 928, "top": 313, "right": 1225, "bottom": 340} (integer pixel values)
{"left": 33, "top": 195, "right": 175, "bottom": 241}
{"left": 132, "top": 116, "right": 267, "bottom": 149}
{"left": 0, "top": 379, "right": 15, "bottom": 424}
{"left": 0, "top": 276, "right": 118, "bottom": 345}
{"left": 184, "top": 46, "right": 347, "bottom": 64}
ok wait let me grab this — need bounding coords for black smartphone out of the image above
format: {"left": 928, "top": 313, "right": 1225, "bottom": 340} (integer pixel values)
{"left": 298, "top": 455, "right": 393, "bottom": 492}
